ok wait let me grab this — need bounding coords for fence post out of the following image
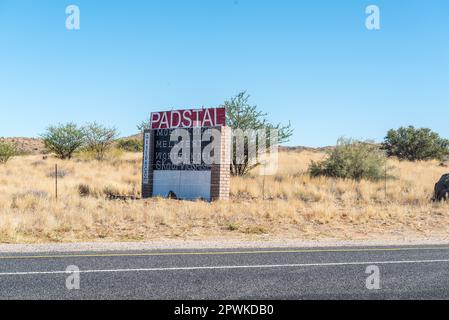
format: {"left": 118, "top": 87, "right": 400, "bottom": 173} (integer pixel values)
{"left": 55, "top": 164, "right": 58, "bottom": 201}
{"left": 384, "top": 160, "right": 387, "bottom": 202}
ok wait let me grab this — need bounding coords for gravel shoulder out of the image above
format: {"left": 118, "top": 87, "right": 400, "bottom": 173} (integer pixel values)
{"left": 0, "top": 237, "right": 448, "bottom": 254}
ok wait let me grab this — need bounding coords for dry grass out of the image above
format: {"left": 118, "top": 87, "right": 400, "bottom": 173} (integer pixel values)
{"left": 0, "top": 150, "right": 449, "bottom": 244}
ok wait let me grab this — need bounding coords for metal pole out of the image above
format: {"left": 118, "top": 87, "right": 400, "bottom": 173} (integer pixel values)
{"left": 55, "top": 164, "right": 58, "bottom": 201}
{"left": 384, "top": 160, "right": 387, "bottom": 202}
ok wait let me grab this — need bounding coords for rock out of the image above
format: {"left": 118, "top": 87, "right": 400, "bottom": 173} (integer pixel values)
{"left": 433, "top": 174, "right": 449, "bottom": 202}
{"left": 167, "top": 191, "right": 178, "bottom": 200}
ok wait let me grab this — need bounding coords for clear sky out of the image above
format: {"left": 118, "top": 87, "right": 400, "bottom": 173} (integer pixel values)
{"left": 0, "top": 0, "right": 448, "bottom": 146}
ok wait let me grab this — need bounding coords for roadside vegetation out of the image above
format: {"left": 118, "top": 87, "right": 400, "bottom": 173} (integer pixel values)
{"left": 224, "top": 92, "right": 293, "bottom": 176}
{"left": 41, "top": 123, "right": 86, "bottom": 159}
{"left": 0, "top": 141, "right": 18, "bottom": 164}
{"left": 40, "top": 122, "right": 119, "bottom": 160}
{"left": 0, "top": 148, "right": 448, "bottom": 243}
{"left": 1, "top": 101, "right": 449, "bottom": 243}
{"left": 83, "top": 122, "right": 119, "bottom": 161}
{"left": 309, "top": 138, "right": 387, "bottom": 181}
{"left": 382, "top": 126, "right": 449, "bottom": 161}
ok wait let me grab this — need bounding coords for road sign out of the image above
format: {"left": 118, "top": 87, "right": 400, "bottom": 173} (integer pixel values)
{"left": 142, "top": 107, "right": 230, "bottom": 201}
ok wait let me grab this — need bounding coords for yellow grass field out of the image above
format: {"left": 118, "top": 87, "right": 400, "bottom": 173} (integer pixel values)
{"left": 0, "top": 150, "right": 448, "bottom": 244}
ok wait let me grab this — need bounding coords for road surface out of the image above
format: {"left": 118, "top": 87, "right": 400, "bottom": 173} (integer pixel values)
{"left": 1, "top": 245, "right": 449, "bottom": 299}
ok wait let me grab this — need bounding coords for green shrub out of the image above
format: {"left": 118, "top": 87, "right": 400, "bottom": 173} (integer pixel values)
{"left": 309, "top": 138, "right": 386, "bottom": 181}
{"left": 78, "top": 184, "right": 91, "bottom": 197}
{"left": 225, "top": 91, "right": 293, "bottom": 176}
{"left": 40, "top": 123, "right": 85, "bottom": 159}
{"left": 117, "top": 138, "right": 143, "bottom": 152}
{"left": 0, "top": 142, "right": 18, "bottom": 164}
{"left": 84, "top": 122, "right": 119, "bottom": 161}
{"left": 382, "top": 126, "right": 449, "bottom": 161}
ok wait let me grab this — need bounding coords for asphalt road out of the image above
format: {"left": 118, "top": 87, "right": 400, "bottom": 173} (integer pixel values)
{"left": 1, "top": 245, "right": 449, "bottom": 299}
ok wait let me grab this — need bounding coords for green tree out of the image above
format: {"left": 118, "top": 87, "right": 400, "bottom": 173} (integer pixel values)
{"left": 309, "top": 138, "right": 387, "bottom": 181}
{"left": 0, "top": 142, "right": 18, "bottom": 164}
{"left": 224, "top": 91, "right": 293, "bottom": 176}
{"left": 382, "top": 126, "right": 449, "bottom": 161}
{"left": 84, "top": 122, "right": 119, "bottom": 160}
{"left": 41, "top": 123, "right": 85, "bottom": 159}
{"left": 137, "top": 117, "right": 151, "bottom": 133}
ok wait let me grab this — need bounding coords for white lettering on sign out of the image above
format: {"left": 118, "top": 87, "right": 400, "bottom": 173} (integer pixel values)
{"left": 151, "top": 108, "right": 226, "bottom": 130}
{"left": 160, "top": 112, "right": 169, "bottom": 129}
{"left": 142, "top": 132, "right": 151, "bottom": 184}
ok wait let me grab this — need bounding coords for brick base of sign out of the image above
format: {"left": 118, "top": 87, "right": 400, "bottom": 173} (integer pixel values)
{"left": 210, "top": 164, "right": 230, "bottom": 201}
{"left": 210, "top": 126, "right": 231, "bottom": 201}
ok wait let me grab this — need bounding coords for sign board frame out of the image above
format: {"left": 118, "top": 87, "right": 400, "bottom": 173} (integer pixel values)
{"left": 142, "top": 107, "right": 230, "bottom": 201}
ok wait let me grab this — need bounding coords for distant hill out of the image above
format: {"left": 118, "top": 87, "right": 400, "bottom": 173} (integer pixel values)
{"left": 0, "top": 137, "right": 45, "bottom": 155}
{"left": 122, "top": 133, "right": 143, "bottom": 141}
{"left": 0, "top": 134, "right": 336, "bottom": 155}
{"left": 279, "top": 146, "right": 335, "bottom": 153}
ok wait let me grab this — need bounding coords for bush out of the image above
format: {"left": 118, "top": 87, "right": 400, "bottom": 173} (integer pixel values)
{"left": 309, "top": 138, "right": 386, "bottom": 181}
{"left": 117, "top": 138, "right": 143, "bottom": 152}
{"left": 0, "top": 142, "right": 18, "bottom": 164}
{"left": 84, "top": 122, "right": 119, "bottom": 161}
{"left": 78, "top": 184, "right": 91, "bottom": 197}
{"left": 41, "top": 123, "right": 85, "bottom": 159}
{"left": 382, "top": 126, "right": 449, "bottom": 161}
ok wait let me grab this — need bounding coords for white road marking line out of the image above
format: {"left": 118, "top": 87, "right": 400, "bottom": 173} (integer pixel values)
{"left": 1, "top": 259, "right": 449, "bottom": 276}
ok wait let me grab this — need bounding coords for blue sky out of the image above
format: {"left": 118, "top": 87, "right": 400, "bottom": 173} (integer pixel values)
{"left": 0, "top": 0, "right": 448, "bottom": 146}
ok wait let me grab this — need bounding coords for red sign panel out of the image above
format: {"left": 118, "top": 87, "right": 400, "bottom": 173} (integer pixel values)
{"left": 151, "top": 108, "right": 226, "bottom": 129}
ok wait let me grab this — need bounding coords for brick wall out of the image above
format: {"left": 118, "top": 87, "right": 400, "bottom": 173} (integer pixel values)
{"left": 210, "top": 126, "right": 231, "bottom": 201}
